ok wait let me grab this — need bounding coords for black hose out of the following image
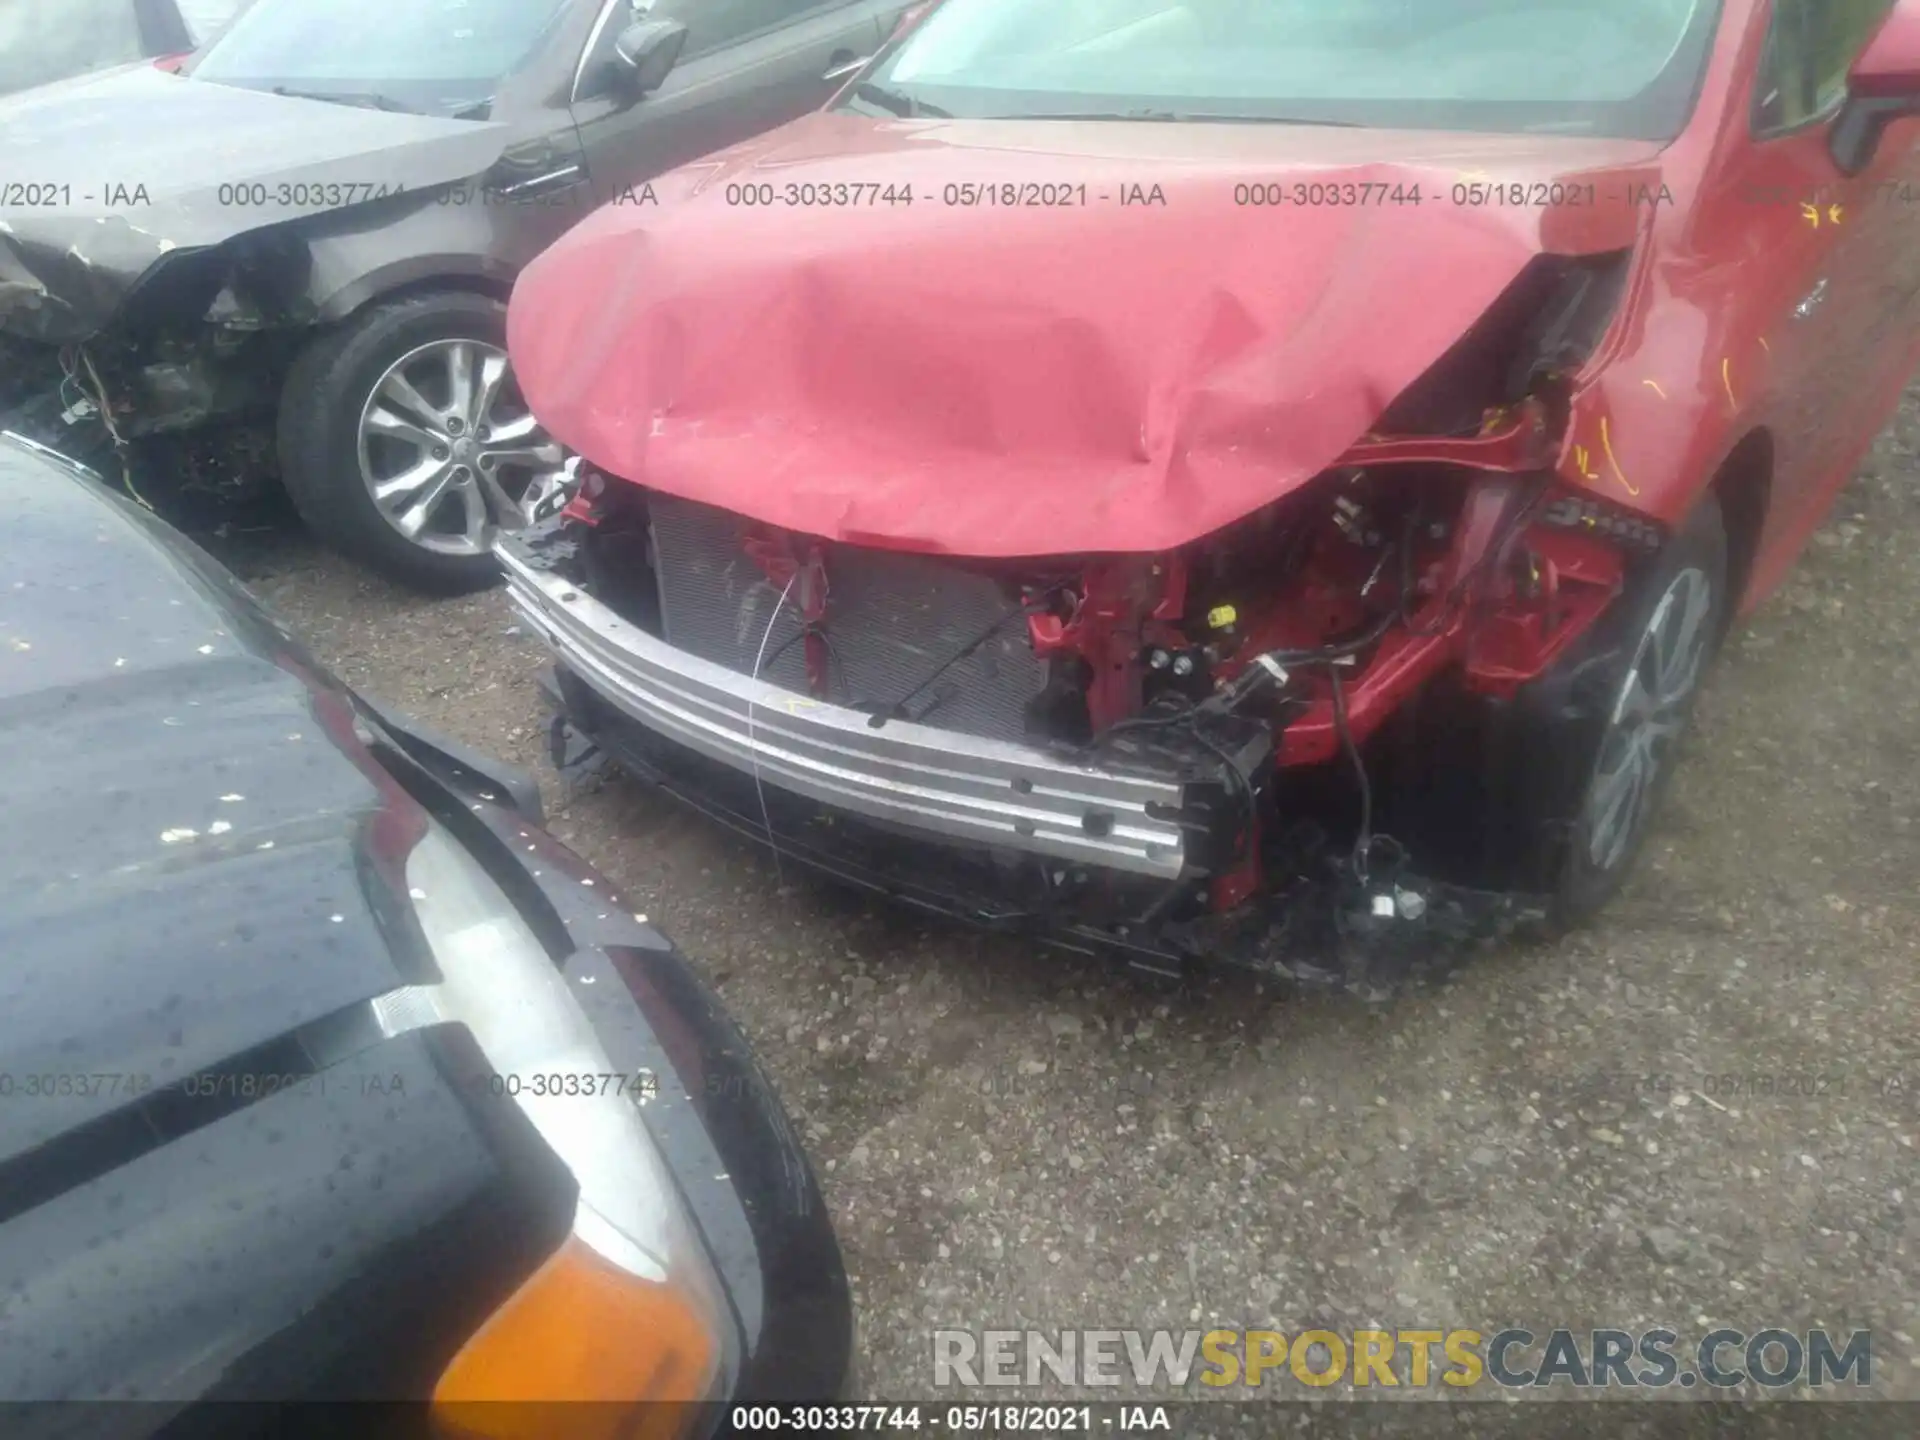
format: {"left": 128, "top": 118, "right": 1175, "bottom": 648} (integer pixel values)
{"left": 755, "top": 620, "right": 849, "bottom": 699}
{"left": 871, "top": 591, "right": 1064, "bottom": 722}
{"left": 1326, "top": 664, "right": 1374, "bottom": 882}
{"left": 1259, "top": 546, "right": 1406, "bottom": 667}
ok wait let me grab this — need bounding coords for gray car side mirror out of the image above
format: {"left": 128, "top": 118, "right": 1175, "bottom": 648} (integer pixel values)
{"left": 612, "top": 19, "right": 688, "bottom": 97}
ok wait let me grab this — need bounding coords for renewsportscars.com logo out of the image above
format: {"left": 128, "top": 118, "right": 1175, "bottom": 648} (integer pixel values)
{"left": 932, "top": 1328, "right": 1874, "bottom": 1391}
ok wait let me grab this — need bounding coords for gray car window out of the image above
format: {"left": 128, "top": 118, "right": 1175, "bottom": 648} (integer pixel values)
{"left": 175, "top": 0, "right": 247, "bottom": 45}
{"left": 195, "top": 0, "right": 571, "bottom": 86}
{"left": 648, "top": 0, "right": 842, "bottom": 61}
{"left": 191, "top": 0, "right": 572, "bottom": 112}
{"left": 0, "top": 0, "right": 147, "bottom": 96}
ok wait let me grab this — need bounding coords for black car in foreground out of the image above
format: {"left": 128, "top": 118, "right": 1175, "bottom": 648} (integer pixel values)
{"left": 0, "top": 431, "right": 850, "bottom": 1437}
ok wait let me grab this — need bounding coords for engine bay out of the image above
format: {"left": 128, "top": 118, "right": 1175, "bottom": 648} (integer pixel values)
{"left": 517, "top": 422, "right": 1659, "bottom": 988}
{"left": 500, "top": 243, "right": 1664, "bottom": 987}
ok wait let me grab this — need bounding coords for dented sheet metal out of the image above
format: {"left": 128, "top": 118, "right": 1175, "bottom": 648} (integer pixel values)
{"left": 0, "top": 64, "right": 511, "bottom": 342}
{"left": 509, "top": 113, "right": 1662, "bottom": 557}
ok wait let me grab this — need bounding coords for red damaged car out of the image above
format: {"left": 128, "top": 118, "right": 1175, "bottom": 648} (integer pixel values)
{"left": 495, "top": 0, "right": 1920, "bottom": 985}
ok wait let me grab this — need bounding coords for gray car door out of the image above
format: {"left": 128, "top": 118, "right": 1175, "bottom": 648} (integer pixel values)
{"left": 569, "top": 0, "right": 899, "bottom": 204}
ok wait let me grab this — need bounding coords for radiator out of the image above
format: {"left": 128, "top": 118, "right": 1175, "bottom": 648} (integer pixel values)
{"left": 647, "top": 494, "right": 1049, "bottom": 745}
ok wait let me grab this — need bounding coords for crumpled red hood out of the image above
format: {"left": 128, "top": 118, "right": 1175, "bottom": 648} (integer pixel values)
{"left": 509, "top": 113, "right": 1660, "bottom": 556}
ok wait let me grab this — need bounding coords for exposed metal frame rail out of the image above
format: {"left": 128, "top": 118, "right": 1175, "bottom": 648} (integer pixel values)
{"left": 498, "top": 540, "right": 1190, "bottom": 878}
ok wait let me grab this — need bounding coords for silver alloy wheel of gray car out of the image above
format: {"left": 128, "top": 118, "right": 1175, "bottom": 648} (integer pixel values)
{"left": 1580, "top": 564, "right": 1715, "bottom": 871}
{"left": 355, "top": 338, "right": 568, "bottom": 556}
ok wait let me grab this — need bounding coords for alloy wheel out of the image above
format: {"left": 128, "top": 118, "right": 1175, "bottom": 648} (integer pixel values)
{"left": 1580, "top": 565, "right": 1715, "bottom": 871}
{"left": 355, "top": 338, "right": 568, "bottom": 556}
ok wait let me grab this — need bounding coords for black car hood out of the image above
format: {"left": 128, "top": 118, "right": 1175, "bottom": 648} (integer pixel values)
{"left": 0, "top": 63, "right": 512, "bottom": 341}
{"left": 0, "top": 435, "right": 435, "bottom": 1168}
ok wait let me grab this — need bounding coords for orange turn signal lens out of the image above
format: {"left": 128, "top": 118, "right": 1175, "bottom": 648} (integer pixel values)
{"left": 432, "top": 1233, "right": 718, "bottom": 1440}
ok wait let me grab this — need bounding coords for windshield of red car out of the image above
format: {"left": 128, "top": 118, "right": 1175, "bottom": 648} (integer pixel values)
{"left": 189, "top": 0, "right": 571, "bottom": 114}
{"left": 856, "top": 0, "right": 1722, "bottom": 139}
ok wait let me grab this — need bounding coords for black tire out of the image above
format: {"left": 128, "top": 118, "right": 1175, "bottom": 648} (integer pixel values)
{"left": 1544, "top": 493, "right": 1728, "bottom": 922}
{"left": 1369, "top": 493, "right": 1729, "bottom": 927}
{"left": 278, "top": 290, "right": 513, "bottom": 595}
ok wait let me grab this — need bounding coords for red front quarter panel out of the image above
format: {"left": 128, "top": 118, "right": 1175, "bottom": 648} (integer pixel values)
{"left": 1562, "top": 0, "right": 1920, "bottom": 614}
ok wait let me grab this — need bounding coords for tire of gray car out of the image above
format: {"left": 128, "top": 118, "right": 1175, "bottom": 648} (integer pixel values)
{"left": 278, "top": 290, "right": 565, "bottom": 595}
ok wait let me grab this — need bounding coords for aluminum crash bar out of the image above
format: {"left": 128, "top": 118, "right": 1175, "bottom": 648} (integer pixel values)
{"left": 497, "top": 540, "right": 1190, "bottom": 879}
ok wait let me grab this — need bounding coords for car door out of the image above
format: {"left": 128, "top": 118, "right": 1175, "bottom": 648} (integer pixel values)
{"left": 1732, "top": 0, "right": 1920, "bottom": 542}
{"left": 568, "top": 0, "right": 900, "bottom": 204}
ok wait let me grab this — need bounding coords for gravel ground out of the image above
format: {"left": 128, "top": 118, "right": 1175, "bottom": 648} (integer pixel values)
{"left": 232, "top": 394, "right": 1920, "bottom": 1412}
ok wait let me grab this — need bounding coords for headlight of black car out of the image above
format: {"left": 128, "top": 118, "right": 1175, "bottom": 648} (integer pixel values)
{"left": 381, "top": 819, "right": 729, "bottom": 1437}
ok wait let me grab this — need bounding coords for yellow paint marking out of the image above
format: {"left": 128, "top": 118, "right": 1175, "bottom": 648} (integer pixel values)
{"left": 1570, "top": 443, "right": 1601, "bottom": 482}
{"left": 1641, "top": 379, "right": 1668, "bottom": 399}
{"left": 1801, "top": 201, "right": 1822, "bottom": 228}
{"left": 1828, "top": 202, "right": 1844, "bottom": 225}
{"left": 1600, "top": 415, "right": 1640, "bottom": 497}
{"left": 1759, "top": 336, "right": 1771, "bottom": 354}
{"left": 1721, "top": 357, "right": 1737, "bottom": 410}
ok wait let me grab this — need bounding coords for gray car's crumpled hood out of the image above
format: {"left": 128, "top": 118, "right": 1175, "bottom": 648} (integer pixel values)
{"left": 0, "top": 63, "right": 512, "bottom": 342}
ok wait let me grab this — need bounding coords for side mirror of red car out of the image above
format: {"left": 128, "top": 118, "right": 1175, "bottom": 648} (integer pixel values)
{"left": 1832, "top": 1, "right": 1920, "bottom": 174}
